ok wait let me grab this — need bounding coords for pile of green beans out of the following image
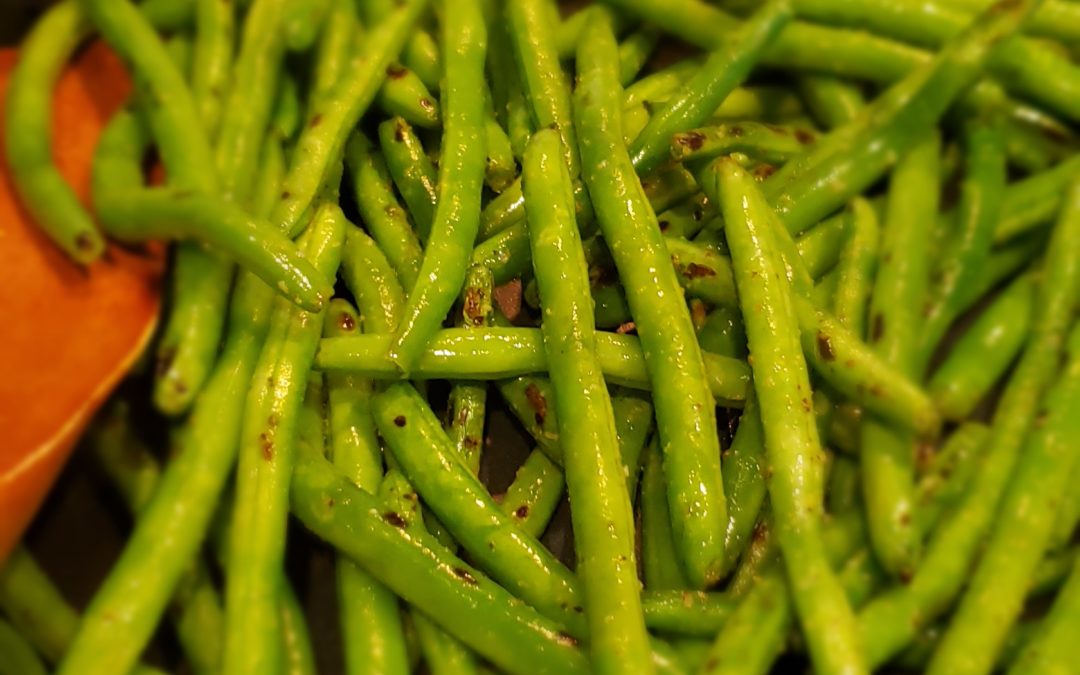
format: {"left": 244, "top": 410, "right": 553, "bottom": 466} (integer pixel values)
{"left": 5, "top": 0, "right": 1080, "bottom": 673}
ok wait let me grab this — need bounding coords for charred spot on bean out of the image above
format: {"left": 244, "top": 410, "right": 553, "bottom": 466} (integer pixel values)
{"left": 259, "top": 432, "right": 273, "bottom": 461}
{"left": 339, "top": 312, "right": 356, "bottom": 331}
{"left": 267, "top": 413, "right": 279, "bottom": 429}
{"left": 452, "top": 567, "right": 478, "bottom": 585}
{"left": 659, "top": 219, "right": 670, "bottom": 232}
{"left": 463, "top": 436, "right": 480, "bottom": 449}
{"left": 74, "top": 232, "right": 97, "bottom": 253}
{"left": 524, "top": 383, "right": 548, "bottom": 426}
{"left": 394, "top": 415, "right": 407, "bottom": 427}
{"left": 156, "top": 348, "right": 177, "bottom": 376}
{"left": 752, "top": 164, "right": 776, "bottom": 180}
{"left": 684, "top": 262, "right": 716, "bottom": 278}
{"left": 386, "top": 63, "right": 407, "bottom": 79}
{"left": 556, "top": 632, "right": 579, "bottom": 648}
{"left": 382, "top": 511, "right": 407, "bottom": 528}
{"left": 325, "top": 497, "right": 335, "bottom": 509}
{"left": 677, "top": 131, "right": 706, "bottom": 151}
{"left": 801, "top": 398, "right": 812, "bottom": 413}
{"left": 794, "top": 128, "right": 815, "bottom": 144}
{"left": 394, "top": 121, "right": 408, "bottom": 142}
{"left": 309, "top": 113, "right": 323, "bottom": 128}
{"left": 464, "top": 287, "right": 486, "bottom": 325}
{"left": 419, "top": 98, "right": 435, "bottom": 112}
{"left": 729, "top": 125, "right": 744, "bottom": 137}
{"left": 816, "top": 332, "right": 836, "bottom": 361}
{"left": 871, "top": 314, "right": 885, "bottom": 342}
{"left": 616, "top": 321, "right": 637, "bottom": 334}
{"left": 514, "top": 504, "right": 530, "bottom": 519}
{"left": 280, "top": 190, "right": 291, "bottom": 200}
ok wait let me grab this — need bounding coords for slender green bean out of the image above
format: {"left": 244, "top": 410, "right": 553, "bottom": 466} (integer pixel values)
{"left": 670, "top": 121, "right": 817, "bottom": 166}
{"left": 191, "top": 0, "right": 234, "bottom": 134}
{"left": 386, "top": 2, "right": 489, "bottom": 371}
{"left": 489, "top": 14, "right": 534, "bottom": 161}
{"left": 857, "top": 179, "right": 1080, "bottom": 668}
{"left": 639, "top": 590, "right": 735, "bottom": 637}
{"left": 414, "top": 613, "right": 479, "bottom": 675}
{"left": 618, "top": 27, "right": 659, "bottom": 86}
{"left": 483, "top": 98, "right": 517, "bottom": 193}
{"left": 640, "top": 439, "right": 690, "bottom": 591}
{"left": 377, "top": 63, "right": 441, "bottom": 129}
{"left": 311, "top": 0, "right": 361, "bottom": 106}
{"left": 270, "top": 0, "right": 428, "bottom": 236}
{"left": 928, "top": 274, "right": 1035, "bottom": 421}
{"left": 222, "top": 204, "right": 344, "bottom": 675}
{"left": 345, "top": 131, "right": 423, "bottom": 291}
{"left": 318, "top": 327, "right": 750, "bottom": 406}
{"left": 500, "top": 449, "right": 565, "bottom": 539}
{"left": 576, "top": 9, "right": 726, "bottom": 589}
{"left": 447, "top": 265, "right": 495, "bottom": 474}
{"left": 323, "top": 300, "right": 410, "bottom": 675}
{"left": 831, "top": 198, "right": 879, "bottom": 338}
{"left": 915, "top": 422, "right": 989, "bottom": 538}
{"left": 796, "top": 74, "right": 865, "bottom": 129}
{"left": 282, "top": 0, "right": 333, "bottom": 51}
{"left": 713, "top": 157, "right": 865, "bottom": 675}
{"left": 860, "top": 133, "right": 940, "bottom": 579}
{"left": 629, "top": 0, "right": 792, "bottom": 174}
{"left": 0, "top": 618, "right": 47, "bottom": 675}
{"left": 720, "top": 394, "right": 767, "bottom": 577}
{"left": 1007, "top": 554, "right": 1080, "bottom": 675}
{"left": 697, "top": 306, "right": 747, "bottom": 360}
{"left": 927, "top": 326, "right": 1080, "bottom": 675}
{"left": 524, "top": 128, "right": 652, "bottom": 673}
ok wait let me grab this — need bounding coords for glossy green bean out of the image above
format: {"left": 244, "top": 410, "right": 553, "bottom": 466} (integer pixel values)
{"left": 618, "top": 27, "right": 659, "bottom": 86}
{"left": 860, "top": 133, "right": 940, "bottom": 579}
{"left": 639, "top": 590, "right": 735, "bottom": 637}
{"left": 488, "top": 15, "right": 534, "bottom": 161}
{"left": 311, "top": 0, "right": 360, "bottom": 106}
{"left": 290, "top": 452, "right": 590, "bottom": 675}
{"left": 500, "top": 450, "right": 565, "bottom": 539}
{"left": 714, "top": 157, "right": 865, "bottom": 675}
{"left": 1007, "top": 555, "right": 1080, "bottom": 675}
{"left": 857, "top": 179, "right": 1080, "bottom": 668}
{"left": 377, "top": 63, "right": 441, "bottom": 129}
{"left": 720, "top": 394, "right": 767, "bottom": 577}
{"left": 697, "top": 306, "right": 747, "bottom": 360}
{"left": 270, "top": 0, "right": 427, "bottom": 236}
{"left": 928, "top": 274, "right": 1035, "bottom": 421}
{"left": 316, "top": 328, "right": 751, "bottom": 405}
{"left": 927, "top": 327, "right": 1080, "bottom": 675}
{"left": 796, "top": 74, "right": 865, "bottom": 129}
{"left": 414, "top": 613, "right": 478, "bottom": 675}
{"left": 191, "top": 0, "right": 234, "bottom": 134}
{"left": 640, "top": 439, "right": 690, "bottom": 591}
{"left": 831, "top": 198, "right": 879, "bottom": 338}
{"left": 576, "top": 9, "right": 726, "bottom": 589}
{"left": 345, "top": 131, "right": 423, "bottom": 291}
{"left": 388, "top": 1, "right": 488, "bottom": 371}
{"left": 915, "top": 422, "right": 989, "bottom": 538}
{"left": 282, "top": 0, "right": 332, "bottom": 51}
{"left": 670, "top": 121, "right": 817, "bottom": 166}
{"left": 323, "top": 300, "right": 410, "bottom": 675}
{"left": 447, "top": 265, "right": 495, "bottom": 475}
{"left": 629, "top": 0, "right": 792, "bottom": 174}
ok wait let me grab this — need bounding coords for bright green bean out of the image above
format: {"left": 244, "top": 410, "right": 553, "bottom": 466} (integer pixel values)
{"left": 339, "top": 227, "right": 407, "bottom": 334}
{"left": 1007, "top": 554, "right": 1080, "bottom": 675}
{"left": 796, "top": 74, "right": 865, "bottom": 129}
{"left": 831, "top": 198, "right": 879, "bottom": 338}
{"left": 720, "top": 394, "right": 767, "bottom": 577}
{"left": 670, "top": 121, "right": 817, "bottom": 166}
{"left": 500, "top": 449, "right": 565, "bottom": 539}
{"left": 524, "top": 128, "right": 651, "bottom": 673}
{"left": 387, "top": 2, "right": 489, "bottom": 371}
{"left": 629, "top": 0, "right": 792, "bottom": 174}
{"left": 915, "top": 422, "right": 989, "bottom": 538}
{"left": 377, "top": 63, "right": 441, "bottom": 129}
{"left": 640, "top": 439, "right": 690, "bottom": 591}
{"left": 447, "top": 265, "right": 495, "bottom": 474}
{"left": 311, "top": 0, "right": 361, "bottom": 106}
{"left": 576, "top": 9, "right": 726, "bottom": 589}
{"left": 713, "top": 157, "right": 865, "bottom": 675}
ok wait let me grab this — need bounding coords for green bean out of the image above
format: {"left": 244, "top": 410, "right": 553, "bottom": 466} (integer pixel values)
{"left": 622, "top": 59, "right": 699, "bottom": 108}
{"left": 414, "top": 613, "right": 479, "bottom": 675}
{"left": 618, "top": 27, "right": 660, "bottom": 86}
{"left": 697, "top": 306, "right": 747, "bottom": 360}
{"left": 670, "top": 121, "right": 817, "bottom": 166}
{"left": 222, "top": 204, "right": 344, "bottom": 675}
{"left": 1007, "top": 554, "right": 1080, "bottom": 675}
{"left": 402, "top": 30, "right": 441, "bottom": 92}
{"left": 993, "top": 155, "right": 1080, "bottom": 243}
{"left": 765, "top": 0, "right": 1039, "bottom": 236}
{"left": 640, "top": 590, "right": 735, "bottom": 637}
{"left": 827, "top": 455, "right": 860, "bottom": 515}
{"left": 191, "top": 0, "right": 235, "bottom": 134}
{"left": 1031, "top": 547, "right": 1079, "bottom": 598}
{"left": 938, "top": 0, "right": 1080, "bottom": 43}
{"left": 657, "top": 194, "right": 714, "bottom": 240}
{"left": 270, "top": 0, "right": 427, "bottom": 237}
{"left": 698, "top": 573, "right": 790, "bottom": 675}
{"left": 290, "top": 452, "right": 590, "bottom": 675}
{"left": 489, "top": 15, "right": 534, "bottom": 161}
{"left": 447, "top": 265, "right": 495, "bottom": 475}
{"left": 796, "top": 75, "right": 865, "bottom": 129}
{"left": 720, "top": 394, "right": 767, "bottom": 577}
{"left": 377, "top": 63, "right": 441, "bottom": 129}
{"left": 282, "top": 0, "right": 332, "bottom": 51}
{"left": 811, "top": 268, "right": 840, "bottom": 309}
{"left": 629, "top": 1, "right": 792, "bottom": 175}
{"left": 592, "top": 282, "right": 632, "bottom": 330}
{"left": 1049, "top": 461, "right": 1080, "bottom": 553}
{"left": 790, "top": 0, "right": 1080, "bottom": 123}
{"left": 915, "top": 422, "right": 989, "bottom": 538}
{"left": 372, "top": 383, "right": 586, "bottom": 633}
{"left": 3, "top": 1, "right": 99, "bottom": 262}
{"left": 498, "top": 376, "right": 561, "bottom": 459}
{"left": 857, "top": 179, "right": 1080, "bottom": 668}
{"left": 524, "top": 128, "right": 651, "bottom": 673}
{"left": 713, "top": 157, "right": 865, "bottom": 675}
{"left": 483, "top": 102, "right": 517, "bottom": 193}
{"left": 91, "top": 185, "right": 330, "bottom": 311}
{"left": 387, "top": 2, "right": 488, "bottom": 371}
{"left": 140, "top": 0, "right": 195, "bottom": 28}
{"left": 0, "top": 547, "right": 78, "bottom": 664}
{"left": 926, "top": 328, "right": 1080, "bottom": 674}
{"left": 921, "top": 119, "right": 1006, "bottom": 366}
{"left": 323, "top": 301, "right": 410, "bottom": 675}
{"left": 501, "top": 450, "right": 565, "bottom": 539}
{"left": 0, "top": 618, "right": 47, "bottom": 675}
{"left": 640, "top": 438, "right": 691, "bottom": 591}
{"left": 280, "top": 583, "right": 317, "bottom": 675}
{"left": 831, "top": 198, "right": 879, "bottom": 338}
{"left": 696, "top": 163, "right": 942, "bottom": 438}
{"left": 928, "top": 274, "right": 1035, "bottom": 421}
{"left": 345, "top": 132, "right": 423, "bottom": 291}
{"left": 318, "top": 328, "right": 748, "bottom": 404}
{"left": 311, "top": 0, "right": 361, "bottom": 106}
{"left": 576, "top": 9, "right": 726, "bottom": 589}
{"left": 216, "top": 0, "right": 288, "bottom": 203}
{"left": 339, "top": 227, "right": 407, "bottom": 334}
{"left": 860, "top": 133, "right": 940, "bottom": 579}
{"left": 508, "top": 0, "right": 580, "bottom": 177}
{"left": 554, "top": 7, "right": 632, "bottom": 59}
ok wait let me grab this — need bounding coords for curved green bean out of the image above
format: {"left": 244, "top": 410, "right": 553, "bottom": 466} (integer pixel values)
{"left": 500, "top": 450, "right": 565, "bottom": 539}
{"left": 796, "top": 74, "right": 865, "bottom": 129}
{"left": 831, "top": 198, "right": 879, "bottom": 338}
